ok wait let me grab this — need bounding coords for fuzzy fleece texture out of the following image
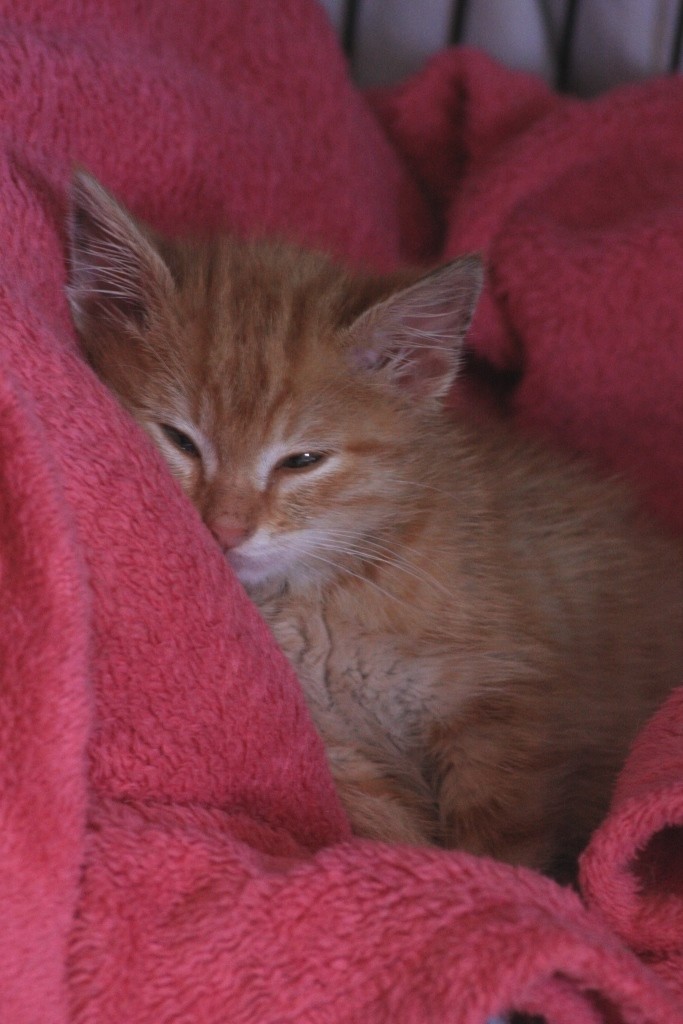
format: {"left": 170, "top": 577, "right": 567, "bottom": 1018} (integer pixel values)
{"left": 0, "top": 2, "right": 681, "bottom": 1022}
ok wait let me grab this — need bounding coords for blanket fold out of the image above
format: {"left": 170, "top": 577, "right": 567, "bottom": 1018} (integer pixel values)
{"left": 0, "top": 349, "right": 90, "bottom": 1021}
{"left": 0, "top": 2, "right": 681, "bottom": 1022}
{"left": 69, "top": 799, "right": 683, "bottom": 1024}
{"left": 580, "top": 687, "right": 683, "bottom": 960}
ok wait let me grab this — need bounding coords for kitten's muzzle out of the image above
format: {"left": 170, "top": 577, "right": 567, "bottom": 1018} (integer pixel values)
{"left": 208, "top": 515, "right": 250, "bottom": 551}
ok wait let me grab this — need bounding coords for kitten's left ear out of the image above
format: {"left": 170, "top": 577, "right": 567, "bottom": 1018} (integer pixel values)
{"left": 349, "top": 256, "right": 484, "bottom": 401}
{"left": 67, "top": 169, "right": 176, "bottom": 335}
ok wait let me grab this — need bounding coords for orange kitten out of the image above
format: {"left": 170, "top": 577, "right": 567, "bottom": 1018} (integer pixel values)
{"left": 67, "top": 171, "right": 683, "bottom": 877}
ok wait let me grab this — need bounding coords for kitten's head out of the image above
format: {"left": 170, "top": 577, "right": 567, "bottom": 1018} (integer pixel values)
{"left": 67, "top": 171, "right": 482, "bottom": 591}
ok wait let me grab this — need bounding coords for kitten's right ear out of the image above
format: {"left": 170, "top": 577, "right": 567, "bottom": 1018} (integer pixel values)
{"left": 67, "top": 170, "right": 176, "bottom": 334}
{"left": 348, "top": 255, "right": 484, "bottom": 402}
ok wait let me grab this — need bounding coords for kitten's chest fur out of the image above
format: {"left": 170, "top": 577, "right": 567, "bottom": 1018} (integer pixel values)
{"left": 264, "top": 588, "right": 441, "bottom": 748}
{"left": 260, "top": 580, "right": 456, "bottom": 848}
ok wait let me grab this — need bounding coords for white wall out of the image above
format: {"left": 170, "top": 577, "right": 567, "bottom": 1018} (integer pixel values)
{"left": 319, "top": 0, "right": 682, "bottom": 94}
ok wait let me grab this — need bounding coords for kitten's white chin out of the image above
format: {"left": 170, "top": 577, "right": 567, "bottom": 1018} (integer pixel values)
{"left": 227, "top": 544, "right": 304, "bottom": 591}
{"left": 227, "top": 536, "right": 327, "bottom": 593}
{"left": 226, "top": 527, "right": 335, "bottom": 591}
{"left": 227, "top": 548, "right": 282, "bottom": 588}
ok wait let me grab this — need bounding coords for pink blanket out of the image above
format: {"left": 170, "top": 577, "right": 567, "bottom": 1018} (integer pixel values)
{"left": 0, "top": 3, "right": 681, "bottom": 1022}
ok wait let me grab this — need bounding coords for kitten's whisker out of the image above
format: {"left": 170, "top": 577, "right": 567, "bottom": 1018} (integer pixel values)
{"left": 393, "top": 339, "right": 456, "bottom": 349}
{"left": 303, "top": 551, "right": 411, "bottom": 608}
{"left": 383, "top": 476, "right": 456, "bottom": 500}
{"left": 320, "top": 529, "right": 425, "bottom": 568}
{"left": 81, "top": 288, "right": 139, "bottom": 298}
{"left": 313, "top": 534, "right": 452, "bottom": 600}
{"left": 330, "top": 528, "right": 455, "bottom": 589}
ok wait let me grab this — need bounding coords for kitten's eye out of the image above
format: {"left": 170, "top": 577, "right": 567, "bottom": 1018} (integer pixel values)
{"left": 160, "top": 424, "right": 200, "bottom": 458}
{"left": 277, "top": 451, "right": 326, "bottom": 471}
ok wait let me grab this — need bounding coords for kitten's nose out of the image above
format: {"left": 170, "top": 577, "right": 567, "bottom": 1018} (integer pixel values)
{"left": 209, "top": 516, "right": 249, "bottom": 551}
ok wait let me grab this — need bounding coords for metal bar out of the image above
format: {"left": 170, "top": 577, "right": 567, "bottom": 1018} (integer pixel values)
{"left": 342, "top": 0, "right": 361, "bottom": 59}
{"left": 556, "top": 0, "right": 580, "bottom": 92}
{"left": 671, "top": 0, "right": 683, "bottom": 72}
{"left": 449, "top": 0, "right": 470, "bottom": 46}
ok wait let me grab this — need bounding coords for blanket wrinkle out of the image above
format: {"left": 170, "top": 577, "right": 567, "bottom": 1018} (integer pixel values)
{"left": 0, "top": 346, "right": 91, "bottom": 1023}
{"left": 580, "top": 688, "right": 683, "bottom": 957}
{"left": 0, "top": 2, "right": 682, "bottom": 1022}
{"left": 70, "top": 800, "right": 683, "bottom": 1024}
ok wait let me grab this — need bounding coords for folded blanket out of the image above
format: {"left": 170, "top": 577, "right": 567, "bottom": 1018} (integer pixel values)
{"left": 0, "top": 3, "right": 681, "bottom": 1023}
